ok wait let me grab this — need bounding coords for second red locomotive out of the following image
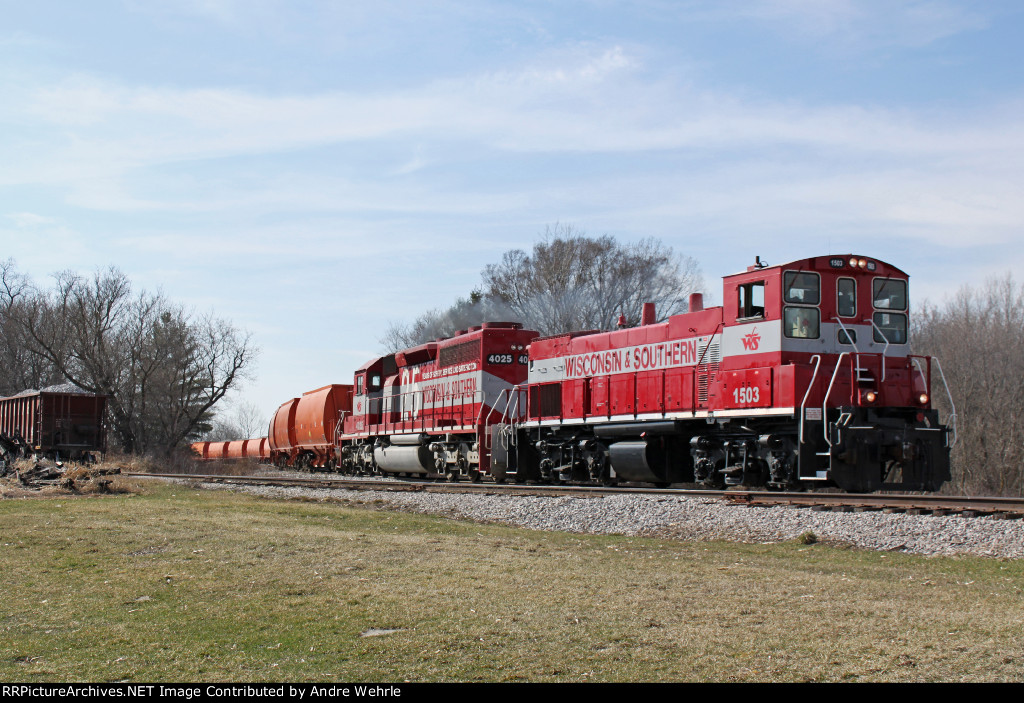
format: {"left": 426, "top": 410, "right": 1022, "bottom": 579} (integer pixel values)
{"left": 338, "top": 321, "right": 538, "bottom": 481}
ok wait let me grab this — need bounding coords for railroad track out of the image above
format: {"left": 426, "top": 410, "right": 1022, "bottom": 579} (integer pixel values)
{"left": 125, "top": 471, "right": 1024, "bottom": 519}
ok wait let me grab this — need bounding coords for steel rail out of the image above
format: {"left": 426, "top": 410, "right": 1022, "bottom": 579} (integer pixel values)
{"left": 124, "top": 471, "right": 1024, "bottom": 517}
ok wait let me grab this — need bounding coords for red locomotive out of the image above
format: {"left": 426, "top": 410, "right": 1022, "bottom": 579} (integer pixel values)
{"left": 196, "top": 254, "right": 953, "bottom": 493}
{"left": 338, "top": 322, "right": 538, "bottom": 480}
{"left": 507, "top": 254, "right": 951, "bottom": 492}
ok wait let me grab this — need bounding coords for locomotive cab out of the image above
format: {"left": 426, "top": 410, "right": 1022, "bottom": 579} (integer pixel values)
{"left": 708, "top": 255, "right": 950, "bottom": 491}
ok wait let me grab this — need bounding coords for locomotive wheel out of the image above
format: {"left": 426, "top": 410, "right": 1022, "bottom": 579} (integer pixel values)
{"left": 469, "top": 469, "right": 482, "bottom": 483}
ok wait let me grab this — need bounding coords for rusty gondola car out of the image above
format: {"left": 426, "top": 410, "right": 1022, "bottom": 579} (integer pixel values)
{"left": 0, "top": 386, "right": 107, "bottom": 461}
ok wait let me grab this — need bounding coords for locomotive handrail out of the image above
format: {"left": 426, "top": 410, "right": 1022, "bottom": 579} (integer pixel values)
{"left": 909, "top": 356, "right": 931, "bottom": 400}
{"left": 833, "top": 317, "right": 865, "bottom": 384}
{"left": 506, "top": 386, "right": 526, "bottom": 447}
{"left": 834, "top": 317, "right": 860, "bottom": 354}
{"left": 931, "top": 357, "right": 958, "bottom": 449}
{"left": 482, "top": 388, "right": 509, "bottom": 451}
{"left": 798, "top": 355, "right": 822, "bottom": 445}
{"left": 482, "top": 386, "right": 524, "bottom": 451}
{"left": 822, "top": 351, "right": 850, "bottom": 447}
{"left": 869, "top": 318, "right": 890, "bottom": 382}
{"left": 333, "top": 410, "right": 348, "bottom": 447}
{"left": 501, "top": 385, "right": 526, "bottom": 448}
{"left": 471, "top": 388, "right": 487, "bottom": 435}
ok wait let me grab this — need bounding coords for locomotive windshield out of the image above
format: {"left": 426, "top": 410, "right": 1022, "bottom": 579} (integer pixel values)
{"left": 873, "top": 278, "right": 907, "bottom": 310}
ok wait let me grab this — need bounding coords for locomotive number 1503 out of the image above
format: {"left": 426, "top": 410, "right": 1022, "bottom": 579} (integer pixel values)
{"left": 733, "top": 386, "right": 760, "bottom": 405}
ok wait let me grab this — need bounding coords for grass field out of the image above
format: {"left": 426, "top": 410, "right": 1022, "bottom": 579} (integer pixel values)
{"left": 1, "top": 478, "right": 1022, "bottom": 682}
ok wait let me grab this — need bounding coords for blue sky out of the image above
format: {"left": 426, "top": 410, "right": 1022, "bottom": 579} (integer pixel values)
{"left": 2, "top": 0, "right": 1022, "bottom": 426}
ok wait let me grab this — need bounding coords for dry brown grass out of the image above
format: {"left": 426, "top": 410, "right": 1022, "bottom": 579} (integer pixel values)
{"left": 0, "top": 481, "right": 1021, "bottom": 682}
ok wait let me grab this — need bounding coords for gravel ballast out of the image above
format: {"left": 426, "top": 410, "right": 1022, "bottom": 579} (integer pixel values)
{"left": 197, "top": 481, "right": 1024, "bottom": 559}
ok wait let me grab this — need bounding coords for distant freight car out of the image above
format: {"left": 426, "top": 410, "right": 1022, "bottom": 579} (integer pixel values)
{"left": 191, "top": 437, "right": 269, "bottom": 462}
{"left": 0, "top": 385, "right": 107, "bottom": 461}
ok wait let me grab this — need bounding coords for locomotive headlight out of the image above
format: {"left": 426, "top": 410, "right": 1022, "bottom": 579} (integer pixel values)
{"left": 858, "top": 258, "right": 867, "bottom": 269}
{"left": 863, "top": 390, "right": 877, "bottom": 403}
{"left": 849, "top": 257, "right": 858, "bottom": 267}
{"left": 918, "top": 393, "right": 929, "bottom": 405}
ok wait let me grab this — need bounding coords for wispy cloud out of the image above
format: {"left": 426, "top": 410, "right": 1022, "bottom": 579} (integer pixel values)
{"left": 7, "top": 44, "right": 1024, "bottom": 165}
{"left": 695, "top": 0, "right": 990, "bottom": 50}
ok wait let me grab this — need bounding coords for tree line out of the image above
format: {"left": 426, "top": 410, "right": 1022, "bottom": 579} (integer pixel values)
{"left": 0, "top": 259, "right": 256, "bottom": 455}
{"left": 913, "top": 275, "right": 1024, "bottom": 497}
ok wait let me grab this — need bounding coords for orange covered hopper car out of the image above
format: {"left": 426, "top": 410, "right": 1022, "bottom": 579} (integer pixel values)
{"left": 190, "top": 437, "right": 268, "bottom": 462}
{"left": 269, "top": 384, "right": 353, "bottom": 470}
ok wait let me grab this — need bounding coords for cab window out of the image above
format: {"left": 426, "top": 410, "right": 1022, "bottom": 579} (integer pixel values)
{"left": 873, "top": 278, "right": 907, "bottom": 311}
{"left": 738, "top": 281, "right": 765, "bottom": 319}
{"left": 356, "top": 375, "right": 364, "bottom": 394}
{"left": 837, "top": 278, "right": 857, "bottom": 317}
{"left": 784, "top": 307, "right": 820, "bottom": 339}
{"left": 784, "top": 272, "right": 820, "bottom": 305}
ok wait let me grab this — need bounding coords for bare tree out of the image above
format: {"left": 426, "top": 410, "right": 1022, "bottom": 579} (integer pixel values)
{"left": 914, "top": 274, "right": 1024, "bottom": 496}
{"left": 204, "top": 399, "right": 269, "bottom": 441}
{"left": 380, "top": 292, "right": 518, "bottom": 352}
{"left": 15, "top": 265, "right": 257, "bottom": 455}
{"left": 483, "top": 225, "right": 703, "bottom": 334}
{"left": 0, "top": 259, "right": 61, "bottom": 396}
{"left": 382, "top": 225, "right": 705, "bottom": 349}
